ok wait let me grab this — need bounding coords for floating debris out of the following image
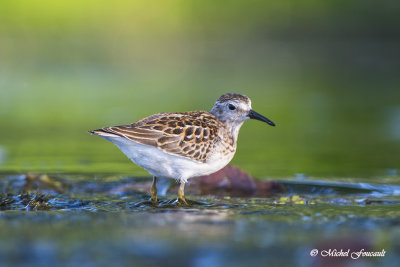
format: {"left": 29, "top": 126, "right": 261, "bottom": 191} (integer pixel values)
{"left": 24, "top": 173, "right": 66, "bottom": 194}
{"left": 273, "top": 195, "right": 313, "bottom": 205}
{"left": 0, "top": 192, "right": 51, "bottom": 211}
{"left": 23, "top": 193, "right": 51, "bottom": 211}
{"left": 169, "top": 165, "right": 285, "bottom": 197}
{"left": 0, "top": 193, "right": 16, "bottom": 210}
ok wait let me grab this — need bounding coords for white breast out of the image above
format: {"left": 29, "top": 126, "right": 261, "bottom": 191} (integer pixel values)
{"left": 101, "top": 136, "right": 235, "bottom": 183}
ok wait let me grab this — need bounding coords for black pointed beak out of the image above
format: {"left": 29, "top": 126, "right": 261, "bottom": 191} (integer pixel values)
{"left": 248, "top": 109, "right": 276, "bottom": 126}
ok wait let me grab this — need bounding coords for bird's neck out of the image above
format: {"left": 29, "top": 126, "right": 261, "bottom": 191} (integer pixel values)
{"left": 224, "top": 121, "right": 244, "bottom": 146}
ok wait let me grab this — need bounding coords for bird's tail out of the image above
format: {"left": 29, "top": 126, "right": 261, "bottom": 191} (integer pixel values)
{"left": 88, "top": 128, "right": 122, "bottom": 137}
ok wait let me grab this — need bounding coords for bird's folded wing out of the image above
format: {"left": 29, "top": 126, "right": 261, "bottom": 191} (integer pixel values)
{"left": 92, "top": 112, "right": 220, "bottom": 163}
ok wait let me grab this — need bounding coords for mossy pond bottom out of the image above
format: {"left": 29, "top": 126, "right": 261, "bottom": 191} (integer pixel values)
{"left": 1, "top": 173, "right": 399, "bottom": 267}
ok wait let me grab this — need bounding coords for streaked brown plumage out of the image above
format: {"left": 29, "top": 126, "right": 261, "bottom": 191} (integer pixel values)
{"left": 90, "top": 111, "right": 224, "bottom": 162}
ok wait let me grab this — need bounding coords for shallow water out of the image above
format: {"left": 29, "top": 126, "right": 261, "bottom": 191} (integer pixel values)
{"left": 1, "top": 173, "right": 399, "bottom": 266}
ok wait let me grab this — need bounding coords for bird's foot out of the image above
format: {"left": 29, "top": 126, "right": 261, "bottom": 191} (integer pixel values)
{"left": 173, "top": 196, "right": 191, "bottom": 207}
{"left": 150, "top": 197, "right": 159, "bottom": 206}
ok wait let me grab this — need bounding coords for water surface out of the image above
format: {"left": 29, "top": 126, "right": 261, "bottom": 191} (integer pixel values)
{"left": 1, "top": 173, "right": 399, "bottom": 266}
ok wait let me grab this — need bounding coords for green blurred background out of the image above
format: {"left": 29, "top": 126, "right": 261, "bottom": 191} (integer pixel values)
{"left": 1, "top": 0, "right": 399, "bottom": 178}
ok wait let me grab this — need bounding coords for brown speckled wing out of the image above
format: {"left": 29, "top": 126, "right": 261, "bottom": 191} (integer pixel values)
{"left": 95, "top": 111, "right": 222, "bottom": 163}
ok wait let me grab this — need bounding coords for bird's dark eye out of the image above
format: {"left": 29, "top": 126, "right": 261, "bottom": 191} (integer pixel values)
{"left": 228, "top": 104, "right": 236, "bottom": 110}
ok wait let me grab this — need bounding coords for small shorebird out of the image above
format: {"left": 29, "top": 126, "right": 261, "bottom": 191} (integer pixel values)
{"left": 89, "top": 93, "right": 275, "bottom": 205}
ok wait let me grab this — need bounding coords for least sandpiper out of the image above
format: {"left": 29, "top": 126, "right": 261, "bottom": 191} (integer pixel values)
{"left": 89, "top": 93, "right": 275, "bottom": 205}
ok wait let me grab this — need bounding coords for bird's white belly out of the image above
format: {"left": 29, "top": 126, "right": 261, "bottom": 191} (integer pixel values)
{"left": 101, "top": 136, "right": 234, "bottom": 182}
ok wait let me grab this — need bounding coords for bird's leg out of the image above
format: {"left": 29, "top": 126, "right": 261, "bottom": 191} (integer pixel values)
{"left": 150, "top": 176, "right": 158, "bottom": 203}
{"left": 177, "top": 181, "right": 189, "bottom": 206}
